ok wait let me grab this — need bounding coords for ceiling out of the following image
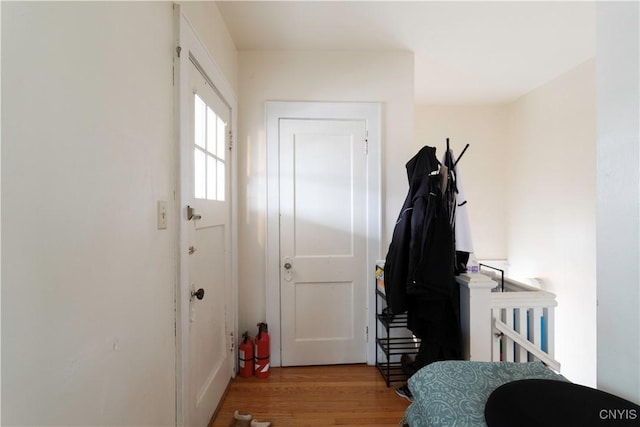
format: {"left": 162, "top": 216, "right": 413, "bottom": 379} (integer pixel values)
{"left": 216, "top": 1, "right": 596, "bottom": 105}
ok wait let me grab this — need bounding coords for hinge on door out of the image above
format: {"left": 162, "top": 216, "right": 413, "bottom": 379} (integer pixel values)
{"left": 228, "top": 129, "right": 233, "bottom": 151}
{"left": 365, "top": 326, "right": 369, "bottom": 342}
{"left": 176, "top": 45, "right": 182, "bottom": 58}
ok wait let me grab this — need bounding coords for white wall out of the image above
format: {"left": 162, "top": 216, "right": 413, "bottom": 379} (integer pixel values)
{"left": 506, "top": 60, "right": 597, "bottom": 387}
{"left": 415, "top": 64, "right": 597, "bottom": 387}
{"left": 236, "top": 50, "right": 414, "bottom": 335}
{"left": 1, "top": 2, "right": 238, "bottom": 425}
{"left": 1, "top": 2, "right": 175, "bottom": 424}
{"left": 596, "top": 2, "right": 640, "bottom": 404}
{"left": 414, "top": 105, "right": 508, "bottom": 260}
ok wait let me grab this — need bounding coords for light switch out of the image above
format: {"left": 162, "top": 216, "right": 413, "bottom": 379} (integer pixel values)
{"left": 157, "top": 201, "right": 168, "bottom": 230}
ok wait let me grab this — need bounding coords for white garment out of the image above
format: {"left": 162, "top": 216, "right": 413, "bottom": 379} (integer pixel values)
{"left": 444, "top": 150, "right": 474, "bottom": 253}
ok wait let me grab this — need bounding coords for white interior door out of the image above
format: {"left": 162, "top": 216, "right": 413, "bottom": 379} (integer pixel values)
{"left": 279, "top": 118, "right": 368, "bottom": 366}
{"left": 186, "top": 60, "right": 232, "bottom": 426}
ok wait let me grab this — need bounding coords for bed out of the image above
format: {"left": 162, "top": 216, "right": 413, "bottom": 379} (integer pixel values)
{"left": 402, "top": 360, "right": 568, "bottom": 427}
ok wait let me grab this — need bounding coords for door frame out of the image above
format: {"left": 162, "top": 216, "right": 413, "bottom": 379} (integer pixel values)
{"left": 265, "top": 101, "right": 381, "bottom": 367}
{"left": 174, "top": 6, "right": 238, "bottom": 426}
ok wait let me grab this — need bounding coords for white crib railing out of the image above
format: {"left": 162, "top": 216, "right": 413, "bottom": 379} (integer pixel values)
{"left": 457, "top": 273, "right": 561, "bottom": 372}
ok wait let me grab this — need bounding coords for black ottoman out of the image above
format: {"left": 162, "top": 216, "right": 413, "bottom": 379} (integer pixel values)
{"left": 485, "top": 379, "right": 640, "bottom": 427}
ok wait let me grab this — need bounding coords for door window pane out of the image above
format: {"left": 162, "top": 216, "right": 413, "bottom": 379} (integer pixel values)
{"left": 207, "top": 107, "right": 217, "bottom": 155}
{"left": 194, "top": 95, "right": 206, "bottom": 149}
{"left": 194, "top": 93, "right": 227, "bottom": 201}
{"left": 194, "top": 149, "right": 206, "bottom": 199}
{"left": 207, "top": 155, "right": 217, "bottom": 201}
{"left": 217, "top": 159, "right": 225, "bottom": 201}
{"left": 217, "top": 116, "right": 226, "bottom": 160}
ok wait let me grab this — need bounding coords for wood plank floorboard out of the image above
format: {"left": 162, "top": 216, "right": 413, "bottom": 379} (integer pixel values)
{"left": 209, "top": 364, "right": 410, "bottom": 427}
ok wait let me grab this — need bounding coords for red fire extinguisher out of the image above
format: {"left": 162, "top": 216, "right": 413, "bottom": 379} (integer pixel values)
{"left": 238, "top": 331, "right": 254, "bottom": 378}
{"left": 254, "top": 322, "right": 270, "bottom": 378}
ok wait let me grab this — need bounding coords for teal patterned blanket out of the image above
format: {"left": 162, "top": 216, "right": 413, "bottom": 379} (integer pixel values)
{"left": 404, "top": 361, "right": 567, "bottom": 427}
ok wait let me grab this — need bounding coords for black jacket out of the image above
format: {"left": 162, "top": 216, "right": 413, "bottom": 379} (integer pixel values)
{"left": 384, "top": 146, "right": 456, "bottom": 314}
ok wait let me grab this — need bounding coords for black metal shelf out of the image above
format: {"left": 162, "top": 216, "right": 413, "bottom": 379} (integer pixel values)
{"left": 376, "top": 362, "right": 407, "bottom": 384}
{"left": 376, "top": 312, "right": 409, "bottom": 329}
{"left": 376, "top": 337, "right": 420, "bottom": 358}
{"left": 375, "top": 266, "right": 419, "bottom": 387}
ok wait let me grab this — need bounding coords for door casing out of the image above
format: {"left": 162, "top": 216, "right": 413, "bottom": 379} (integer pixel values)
{"left": 265, "top": 101, "right": 381, "bottom": 367}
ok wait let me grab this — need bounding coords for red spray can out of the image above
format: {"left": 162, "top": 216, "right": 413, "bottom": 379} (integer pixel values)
{"left": 238, "top": 331, "right": 254, "bottom": 378}
{"left": 254, "top": 322, "right": 270, "bottom": 378}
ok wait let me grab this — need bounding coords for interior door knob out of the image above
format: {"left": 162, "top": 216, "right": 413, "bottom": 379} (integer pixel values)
{"left": 191, "top": 288, "right": 205, "bottom": 301}
{"left": 283, "top": 257, "right": 293, "bottom": 282}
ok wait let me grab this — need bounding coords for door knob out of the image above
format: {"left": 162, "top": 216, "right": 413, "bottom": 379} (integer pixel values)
{"left": 283, "top": 257, "right": 293, "bottom": 282}
{"left": 187, "top": 205, "right": 201, "bottom": 221}
{"left": 191, "top": 288, "right": 205, "bottom": 301}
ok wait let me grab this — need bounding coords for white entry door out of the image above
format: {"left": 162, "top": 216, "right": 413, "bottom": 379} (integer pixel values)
{"left": 185, "top": 60, "right": 232, "bottom": 426}
{"left": 279, "top": 118, "right": 368, "bottom": 366}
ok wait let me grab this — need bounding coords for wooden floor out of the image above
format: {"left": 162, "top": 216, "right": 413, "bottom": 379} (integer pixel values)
{"left": 209, "top": 365, "right": 410, "bottom": 427}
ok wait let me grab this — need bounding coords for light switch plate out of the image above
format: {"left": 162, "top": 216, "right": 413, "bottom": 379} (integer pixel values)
{"left": 157, "top": 201, "right": 168, "bottom": 230}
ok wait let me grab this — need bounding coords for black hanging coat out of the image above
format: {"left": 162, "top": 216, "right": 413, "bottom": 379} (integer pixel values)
{"left": 384, "top": 146, "right": 456, "bottom": 312}
{"left": 384, "top": 146, "right": 461, "bottom": 361}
